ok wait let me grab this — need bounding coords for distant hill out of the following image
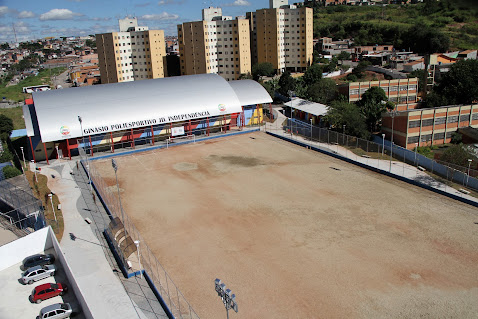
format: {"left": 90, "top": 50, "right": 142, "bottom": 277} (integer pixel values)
{"left": 307, "top": 0, "right": 478, "bottom": 51}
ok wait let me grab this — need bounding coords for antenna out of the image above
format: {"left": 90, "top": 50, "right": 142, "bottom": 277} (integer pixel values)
{"left": 12, "top": 23, "right": 18, "bottom": 44}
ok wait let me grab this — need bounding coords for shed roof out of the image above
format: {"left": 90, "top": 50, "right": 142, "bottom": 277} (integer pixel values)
{"left": 284, "top": 98, "right": 328, "bottom": 117}
{"left": 28, "top": 74, "right": 271, "bottom": 143}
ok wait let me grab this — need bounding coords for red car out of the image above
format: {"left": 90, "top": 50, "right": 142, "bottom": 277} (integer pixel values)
{"left": 30, "top": 283, "right": 67, "bottom": 304}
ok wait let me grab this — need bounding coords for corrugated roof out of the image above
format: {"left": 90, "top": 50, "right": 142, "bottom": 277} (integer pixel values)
{"left": 284, "top": 98, "right": 328, "bottom": 117}
{"left": 29, "top": 74, "right": 271, "bottom": 143}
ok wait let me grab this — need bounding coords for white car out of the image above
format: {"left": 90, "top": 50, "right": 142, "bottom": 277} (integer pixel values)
{"left": 37, "top": 303, "right": 73, "bottom": 319}
{"left": 21, "top": 264, "right": 56, "bottom": 285}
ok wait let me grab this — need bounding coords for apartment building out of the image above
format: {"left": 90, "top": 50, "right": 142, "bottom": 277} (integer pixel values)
{"left": 177, "top": 8, "right": 251, "bottom": 81}
{"left": 246, "top": 0, "right": 313, "bottom": 73}
{"left": 96, "top": 18, "right": 166, "bottom": 84}
{"left": 382, "top": 104, "right": 478, "bottom": 149}
{"left": 338, "top": 78, "right": 420, "bottom": 111}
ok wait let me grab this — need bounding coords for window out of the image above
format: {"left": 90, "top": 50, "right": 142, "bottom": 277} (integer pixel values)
{"left": 460, "top": 114, "right": 470, "bottom": 122}
{"left": 447, "top": 115, "right": 459, "bottom": 123}
{"left": 409, "top": 85, "right": 417, "bottom": 90}
{"left": 473, "top": 113, "right": 478, "bottom": 120}
{"left": 434, "top": 132, "right": 445, "bottom": 140}
{"left": 409, "top": 120, "right": 420, "bottom": 128}
{"left": 420, "top": 134, "right": 432, "bottom": 142}
{"left": 390, "top": 86, "right": 398, "bottom": 92}
{"left": 421, "top": 119, "right": 434, "bottom": 127}
{"left": 446, "top": 131, "right": 455, "bottom": 139}
{"left": 407, "top": 136, "right": 419, "bottom": 144}
{"left": 435, "top": 117, "right": 446, "bottom": 125}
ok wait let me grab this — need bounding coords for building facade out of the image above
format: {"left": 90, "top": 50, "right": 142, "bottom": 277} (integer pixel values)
{"left": 246, "top": 2, "right": 313, "bottom": 73}
{"left": 338, "top": 78, "right": 420, "bottom": 111}
{"left": 177, "top": 8, "right": 251, "bottom": 81}
{"left": 96, "top": 19, "right": 166, "bottom": 84}
{"left": 382, "top": 104, "right": 478, "bottom": 149}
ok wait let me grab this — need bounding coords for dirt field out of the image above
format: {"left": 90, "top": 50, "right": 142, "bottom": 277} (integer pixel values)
{"left": 93, "top": 132, "right": 478, "bottom": 319}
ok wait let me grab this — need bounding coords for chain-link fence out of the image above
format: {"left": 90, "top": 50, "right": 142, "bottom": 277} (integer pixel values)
{"left": 279, "top": 118, "right": 478, "bottom": 194}
{"left": 78, "top": 146, "right": 200, "bottom": 319}
{"left": 0, "top": 175, "right": 45, "bottom": 237}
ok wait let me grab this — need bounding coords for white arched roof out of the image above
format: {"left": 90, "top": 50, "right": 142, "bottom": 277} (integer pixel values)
{"left": 29, "top": 74, "right": 272, "bottom": 143}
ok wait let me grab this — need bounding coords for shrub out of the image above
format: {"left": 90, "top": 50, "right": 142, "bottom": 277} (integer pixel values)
{"left": 2, "top": 165, "right": 21, "bottom": 179}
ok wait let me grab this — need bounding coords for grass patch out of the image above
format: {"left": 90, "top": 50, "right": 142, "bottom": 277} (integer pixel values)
{"left": 0, "top": 106, "right": 25, "bottom": 130}
{"left": 0, "top": 67, "right": 66, "bottom": 102}
{"left": 24, "top": 169, "right": 64, "bottom": 241}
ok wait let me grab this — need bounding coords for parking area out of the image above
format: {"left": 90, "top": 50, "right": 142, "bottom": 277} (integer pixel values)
{"left": 0, "top": 248, "right": 85, "bottom": 319}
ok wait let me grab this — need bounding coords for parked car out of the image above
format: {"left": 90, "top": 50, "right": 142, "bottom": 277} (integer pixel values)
{"left": 30, "top": 282, "right": 67, "bottom": 303}
{"left": 21, "top": 265, "right": 56, "bottom": 285}
{"left": 22, "top": 254, "right": 55, "bottom": 270}
{"left": 37, "top": 303, "right": 73, "bottom": 319}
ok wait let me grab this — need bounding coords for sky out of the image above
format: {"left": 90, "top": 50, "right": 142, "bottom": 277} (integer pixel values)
{"left": 0, "top": 0, "right": 271, "bottom": 43}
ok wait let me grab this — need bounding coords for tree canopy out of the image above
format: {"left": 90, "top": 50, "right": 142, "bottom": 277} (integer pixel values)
{"left": 306, "top": 78, "right": 337, "bottom": 104}
{"left": 428, "top": 59, "right": 478, "bottom": 107}
{"left": 278, "top": 71, "right": 296, "bottom": 97}
{"left": 440, "top": 144, "right": 477, "bottom": 167}
{"left": 402, "top": 22, "right": 450, "bottom": 54}
{"left": 302, "top": 64, "right": 323, "bottom": 86}
{"left": 0, "top": 115, "right": 14, "bottom": 142}
{"left": 323, "top": 98, "right": 370, "bottom": 139}
{"left": 357, "top": 87, "right": 394, "bottom": 132}
{"left": 252, "top": 62, "right": 275, "bottom": 81}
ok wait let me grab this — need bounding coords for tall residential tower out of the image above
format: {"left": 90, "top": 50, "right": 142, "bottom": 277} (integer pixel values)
{"left": 177, "top": 7, "right": 252, "bottom": 81}
{"left": 96, "top": 18, "right": 167, "bottom": 84}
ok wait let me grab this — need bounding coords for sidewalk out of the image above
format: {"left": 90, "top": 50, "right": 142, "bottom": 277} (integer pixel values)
{"left": 265, "top": 108, "right": 478, "bottom": 205}
{"left": 34, "top": 160, "right": 168, "bottom": 319}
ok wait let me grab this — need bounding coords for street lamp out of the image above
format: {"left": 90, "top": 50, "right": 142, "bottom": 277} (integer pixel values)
{"left": 343, "top": 124, "right": 346, "bottom": 144}
{"left": 389, "top": 111, "right": 398, "bottom": 173}
{"left": 48, "top": 193, "right": 57, "bottom": 223}
{"left": 414, "top": 142, "right": 418, "bottom": 166}
{"left": 31, "top": 160, "right": 38, "bottom": 182}
{"left": 112, "top": 159, "right": 127, "bottom": 250}
{"left": 466, "top": 159, "right": 472, "bottom": 187}
{"left": 215, "top": 279, "right": 238, "bottom": 319}
{"left": 20, "top": 146, "right": 26, "bottom": 171}
{"left": 134, "top": 240, "right": 142, "bottom": 279}
{"left": 381, "top": 133, "right": 385, "bottom": 156}
{"left": 78, "top": 116, "right": 92, "bottom": 192}
{"left": 310, "top": 118, "right": 313, "bottom": 141}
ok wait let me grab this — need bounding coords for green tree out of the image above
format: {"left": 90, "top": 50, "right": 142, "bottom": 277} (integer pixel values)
{"left": 302, "top": 64, "right": 323, "bottom": 86}
{"left": 352, "top": 60, "right": 371, "bottom": 79}
{"left": 85, "top": 39, "right": 96, "bottom": 48}
{"left": 261, "top": 79, "right": 279, "bottom": 100}
{"left": 408, "top": 69, "right": 427, "bottom": 93}
{"left": 278, "top": 71, "right": 296, "bottom": 97}
{"left": 1, "top": 43, "right": 9, "bottom": 50}
{"left": 451, "top": 132, "right": 462, "bottom": 144}
{"left": 252, "top": 62, "right": 275, "bottom": 81}
{"left": 357, "top": 87, "right": 394, "bottom": 132}
{"left": 2, "top": 165, "right": 22, "bottom": 179}
{"left": 440, "top": 144, "right": 477, "bottom": 167}
{"left": 323, "top": 98, "right": 370, "bottom": 139}
{"left": 337, "top": 51, "right": 351, "bottom": 63}
{"left": 306, "top": 78, "right": 337, "bottom": 104}
{"left": 0, "top": 115, "right": 14, "bottom": 142}
{"left": 431, "top": 59, "right": 478, "bottom": 106}
{"left": 402, "top": 22, "right": 450, "bottom": 54}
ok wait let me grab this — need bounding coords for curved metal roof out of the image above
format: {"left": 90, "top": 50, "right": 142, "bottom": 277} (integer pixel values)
{"left": 229, "top": 80, "right": 273, "bottom": 106}
{"left": 30, "top": 74, "right": 270, "bottom": 143}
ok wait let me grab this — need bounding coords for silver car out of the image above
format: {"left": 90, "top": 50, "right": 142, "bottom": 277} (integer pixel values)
{"left": 37, "top": 303, "right": 73, "bottom": 319}
{"left": 21, "top": 264, "right": 56, "bottom": 285}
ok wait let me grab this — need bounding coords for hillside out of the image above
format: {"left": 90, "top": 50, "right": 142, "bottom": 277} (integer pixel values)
{"left": 308, "top": 0, "right": 478, "bottom": 51}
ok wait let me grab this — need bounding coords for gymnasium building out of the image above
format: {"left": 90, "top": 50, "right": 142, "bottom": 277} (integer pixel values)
{"left": 23, "top": 74, "right": 272, "bottom": 162}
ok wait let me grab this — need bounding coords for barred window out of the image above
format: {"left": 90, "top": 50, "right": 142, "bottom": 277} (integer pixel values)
{"left": 447, "top": 115, "right": 459, "bottom": 123}
{"left": 460, "top": 114, "right": 470, "bottom": 122}
{"left": 446, "top": 131, "right": 455, "bottom": 139}
{"left": 360, "top": 88, "right": 368, "bottom": 94}
{"left": 399, "top": 96, "right": 407, "bottom": 103}
{"left": 408, "top": 85, "right": 417, "bottom": 90}
{"left": 390, "top": 86, "right": 398, "bottom": 91}
{"left": 407, "top": 136, "right": 419, "bottom": 144}
{"left": 389, "top": 96, "right": 398, "bottom": 102}
{"left": 434, "top": 117, "right": 446, "bottom": 125}
{"left": 350, "top": 89, "right": 359, "bottom": 95}
{"left": 472, "top": 113, "right": 478, "bottom": 120}
{"left": 420, "top": 134, "right": 432, "bottom": 142}
{"left": 421, "top": 119, "right": 434, "bottom": 127}
{"left": 434, "top": 132, "right": 445, "bottom": 140}
{"left": 400, "top": 86, "right": 408, "bottom": 91}
{"left": 409, "top": 120, "right": 421, "bottom": 128}
{"left": 408, "top": 95, "right": 416, "bottom": 102}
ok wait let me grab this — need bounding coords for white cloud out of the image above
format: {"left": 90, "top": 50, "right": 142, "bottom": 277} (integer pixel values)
{"left": 18, "top": 11, "right": 35, "bottom": 18}
{"left": 157, "top": 0, "right": 183, "bottom": 5}
{"left": 90, "top": 17, "right": 111, "bottom": 21}
{"left": 0, "top": 6, "right": 9, "bottom": 16}
{"left": 225, "top": 0, "right": 251, "bottom": 6}
{"left": 141, "top": 12, "right": 179, "bottom": 20}
{"left": 39, "top": 9, "right": 82, "bottom": 21}
{"left": 135, "top": 2, "right": 152, "bottom": 7}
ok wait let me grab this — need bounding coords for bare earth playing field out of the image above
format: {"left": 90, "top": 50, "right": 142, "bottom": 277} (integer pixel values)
{"left": 94, "top": 132, "right": 478, "bottom": 319}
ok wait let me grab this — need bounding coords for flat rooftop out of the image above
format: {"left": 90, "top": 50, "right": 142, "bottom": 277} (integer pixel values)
{"left": 93, "top": 132, "right": 478, "bottom": 318}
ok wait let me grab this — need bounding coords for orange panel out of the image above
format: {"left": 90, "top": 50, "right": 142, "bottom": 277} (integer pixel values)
{"left": 434, "top": 124, "right": 445, "bottom": 130}
{"left": 409, "top": 115, "right": 421, "bottom": 120}
{"left": 408, "top": 127, "right": 420, "bottom": 133}
{"left": 422, "top": 113, "right": 434, "bottom": 119}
